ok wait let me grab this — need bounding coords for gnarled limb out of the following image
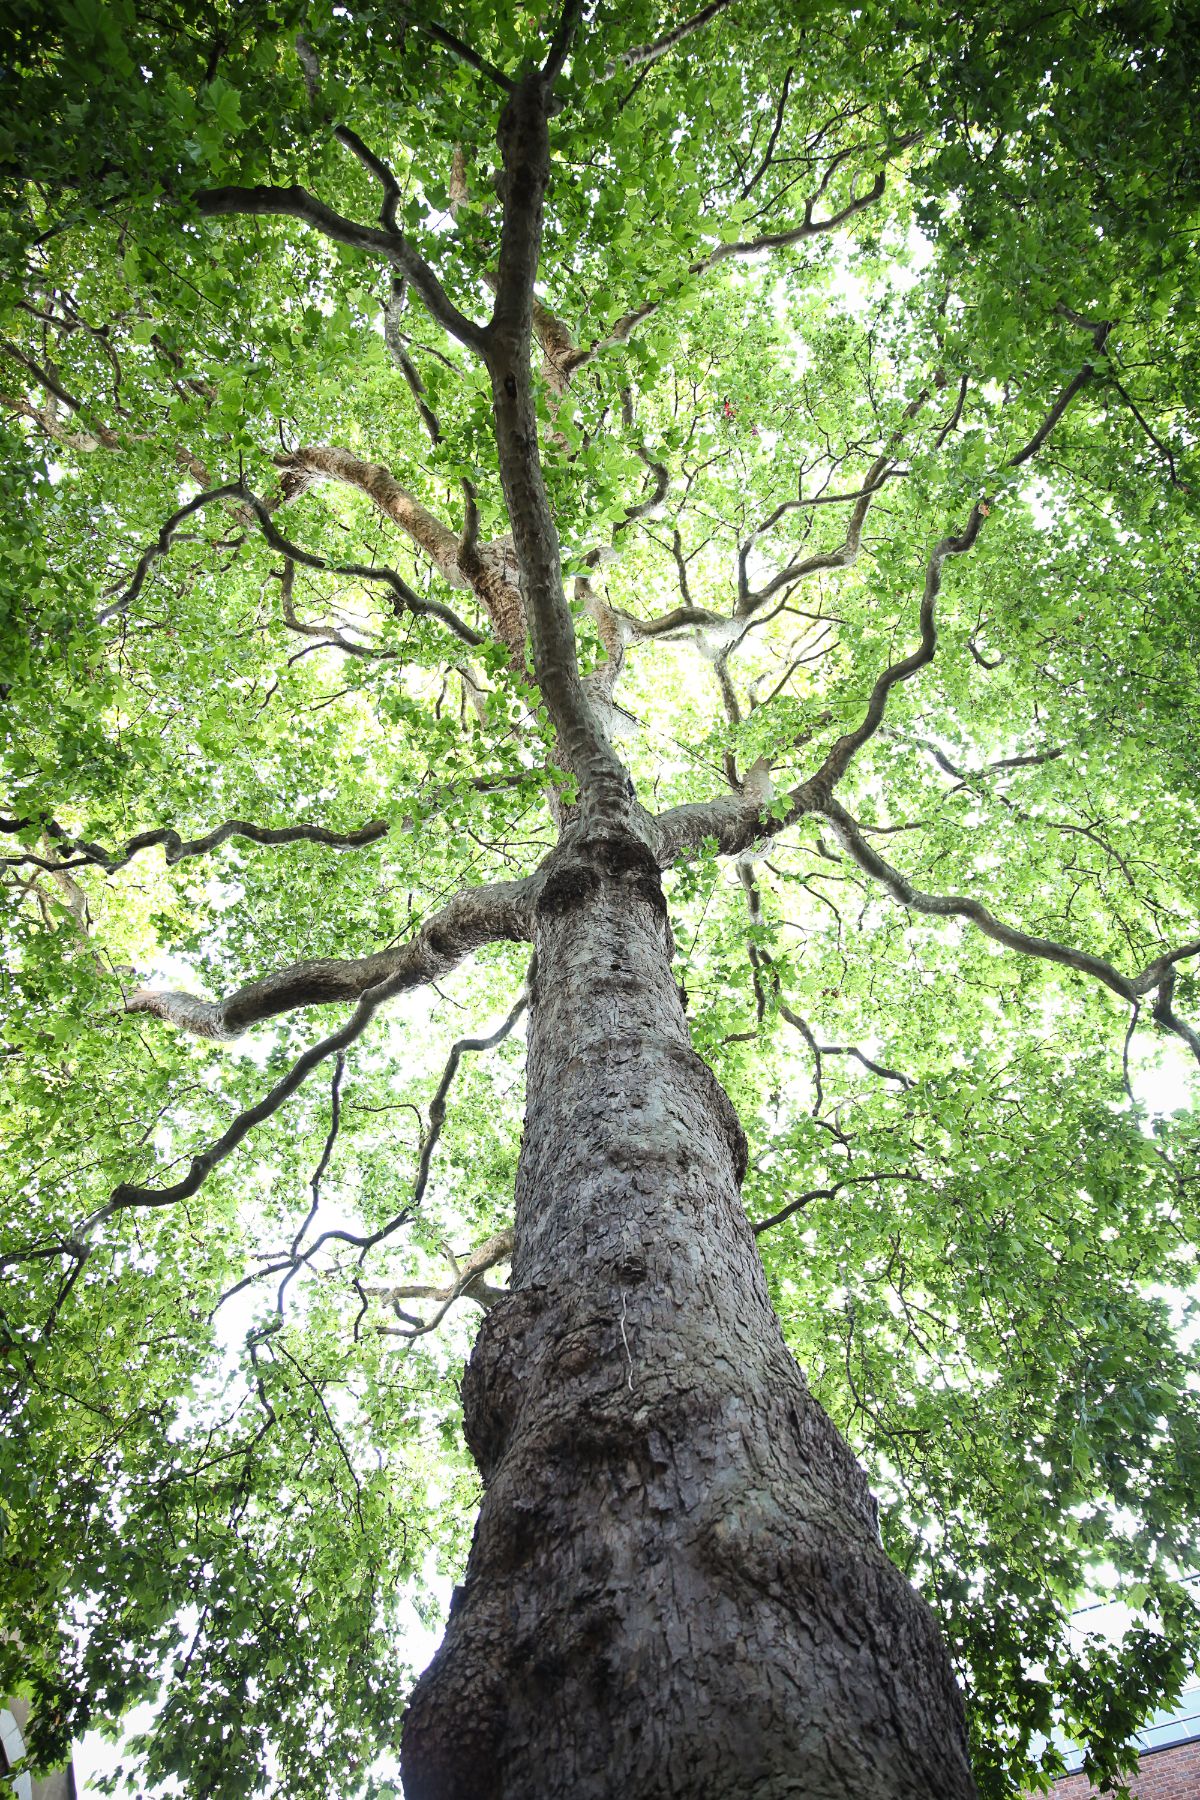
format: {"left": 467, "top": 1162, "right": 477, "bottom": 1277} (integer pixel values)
{"left": 372, "top": 1228, "right": 515, "bottom": 1334}
{"left": 97, "top": 479, "right": 483, "bottom": 646}
{"left": 127, "top": 875, "right": 539, "bottom": 1040}
{"left": 278, "top": 445, "right": 465, "bottom": 583}
{"left": 194, "top": 184, "right": 485, "bottom": 351}
{"left": 822, "top": 797, "right": 1200, "bottom": 1062}
{"left": 278, "top": 445, "right": 525, "bottom": 648}
{"left": 651, "top": 757, "right": 778, "bottom": 864}
{"left": 1, "top": 810, "right": 388, "bottom": 875}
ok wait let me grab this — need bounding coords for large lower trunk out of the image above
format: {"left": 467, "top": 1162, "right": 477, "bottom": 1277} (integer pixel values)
{"left": 402, "top": 833, "right": 977, "bottom": 1800}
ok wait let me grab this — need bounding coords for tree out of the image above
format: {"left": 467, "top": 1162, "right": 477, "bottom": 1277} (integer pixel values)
{"left": 1, "top": 0, "right": 1198, "bottom": 1794}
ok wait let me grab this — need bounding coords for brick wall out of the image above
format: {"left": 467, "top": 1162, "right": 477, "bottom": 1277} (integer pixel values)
{"left": 1051, "top": 1736, "right": 1200, "bottom": 1799}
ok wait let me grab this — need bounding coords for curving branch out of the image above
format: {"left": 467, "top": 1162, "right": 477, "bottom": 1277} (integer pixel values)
{"left": 615, "top": 0, "right": 738, "bottom": 71}
{"left": 96, "top": 480, "right": 244, "bottom": 624}
{"left": 753, "top": 1171, "right": 915, "bottom": 1237}
{"left": 230, "top": 485, "right": 486, "bottom": 645}
{"left": 194, "top": 183, "right": 485, "bottom": 351}
{"left": 1, "top": 811, "right": 388, "bottom": 875}
{"left": 373, "top": 1228, "right": 515, "bottom": 1335}
{"left": 822, "top": 797, "right": 1200, "bottom": 1063}
{"left": 1153, "top": 972, "right": 1200, "bottom": 1063}
{"left": 85, "top": 889, "right": 538, "bottom": 1232}
{"left": 1009, "top": 334, "right": 1109, "bottom": 467}
{"left": 97, "top": 478, "right": 483, "bottom": 645}
{"left": 410, "top": 969, "right": 532, "bottom": 1212}
{"left": 738, "top": 381, "right": 942, "bottom": 614}
{"left": 805, "top": 505, "right": 987, "bottom": 795}
{"left": 740, "top": 66, "right": 794, "bottom": 200}
{"left": 218, "top": 976, "right": 529, "bottom": 1319}
{"left": 649, "top": 501, "right": 985, "bottom": 865}
{"left": 93, "top": 966, "right": 412, "bottom": 1224}
{"left": 655, "top": 341, "right": 1111, "bottom": 866}
{"left": 563, "top": 155, "right": 902, "bottom": 377}
{"left": 817, "top": 1042, "right": 913, "bottom": 1089}
{"left": 278, "top": 445, "right": 523, "bottom": 648}
{"left": 276, "top": 557, "right": 399, "bottom": 661}
{"left": 126, "top": 874, "right": 539, "bottom": 1040}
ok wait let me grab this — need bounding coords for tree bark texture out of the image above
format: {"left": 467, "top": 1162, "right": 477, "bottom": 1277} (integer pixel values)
{"left": 401, "top": 830, "right": 978, "bottom": 1800}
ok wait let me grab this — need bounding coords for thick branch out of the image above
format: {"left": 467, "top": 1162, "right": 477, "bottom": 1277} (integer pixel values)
{"left": 96, "top": 961, "right": 417, "bottom": 1223}
{"left": 484, "top": 74, "right": 627, "bottom": 808}
{"left": 279, "top": 447, "right": 465, "bottom": 584}
{"left": 127, "top": 876, "right": 538, "bottom": 1040}
{"left": 651, "top": 758, "right": 779, "bottom": 864}
{"left": 194, "top": 185, "right": 484, "bottom": 350}
{"left": 279, "top": 446, "right": 523, "bottom": 647}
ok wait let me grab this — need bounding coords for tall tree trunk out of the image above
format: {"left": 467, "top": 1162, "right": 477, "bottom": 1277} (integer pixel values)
{"left": 402, "top": 831, "right": 978, "bottom": 1800}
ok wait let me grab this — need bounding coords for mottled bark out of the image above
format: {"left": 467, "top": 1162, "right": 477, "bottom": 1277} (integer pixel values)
{"left": 278, "top": 444, "right": 526, "bottom": 648}
{"left": 485, "top": 74, "right": 630, "bottom": 817}
{"left": 401, "top": 832, "right": 977, "bottom": 1800}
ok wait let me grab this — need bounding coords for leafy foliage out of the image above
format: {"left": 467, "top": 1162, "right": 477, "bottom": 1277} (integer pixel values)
{"left": 1, "top": 1, "right": 1198, "bottom": 1795}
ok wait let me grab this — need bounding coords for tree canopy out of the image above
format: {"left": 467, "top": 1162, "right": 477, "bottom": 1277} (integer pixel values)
{"left": 1, "top": 1, "right": 1199, "bottom": 1794}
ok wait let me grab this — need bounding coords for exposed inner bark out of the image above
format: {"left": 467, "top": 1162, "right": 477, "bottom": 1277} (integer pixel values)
{"left": 401, "top": 832, "right": 978, "bottom": 1800}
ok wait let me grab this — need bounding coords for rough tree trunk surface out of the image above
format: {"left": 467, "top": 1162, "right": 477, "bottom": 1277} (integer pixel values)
{"left": 402, "top": 834, "right": 978, "bottom": 1800}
